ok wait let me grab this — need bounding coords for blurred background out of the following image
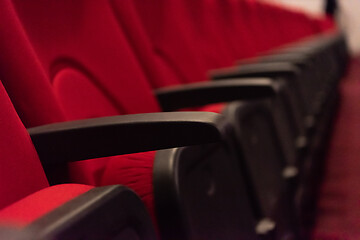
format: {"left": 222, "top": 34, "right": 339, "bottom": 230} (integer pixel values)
{"left": 262, "top": 0, "right": 360, "bottom": 55}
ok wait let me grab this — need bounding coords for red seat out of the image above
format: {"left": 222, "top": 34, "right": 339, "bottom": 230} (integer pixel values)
{"left": 114, "top": 1, "right": 306, "bottom": 238}
{"left": 0, "top": 1, "right": 265, "bottom": 239}
{"left": 0, "top": 81, "right": 156, "bottom": 239}
{"left": 0, "top": 0, "right": 161, "bottom": 186}
{"left": 113, "top": 1, "right": 342, "bottom": 237}
{"left": 124, "top": 0, "right": 328, "bottom": 89}
{"left": 0, "top": 184, "right": 93, "bottom": 227}
{"left": 216, "top": 0, "right": 259, "bottom": 59}
{"left": 0, "top": 83, "right": 67, "bottom": 214}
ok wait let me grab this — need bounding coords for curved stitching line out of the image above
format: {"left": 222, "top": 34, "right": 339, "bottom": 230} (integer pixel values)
{"left": 50, "top": 57, "right": 125, "bottom": 114}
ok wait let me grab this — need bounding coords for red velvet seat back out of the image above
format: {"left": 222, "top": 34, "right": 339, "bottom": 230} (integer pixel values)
{"left": 117, "top": 0, "right": 334, "bottom": 91}
{"left": 238, "top": 0, "right": 275, "bottom": 53}
{"left": 250, "top": 0, "right": 335, "bottom": 42}
{"left": 126, "top": 0, "right": 307, "bottom": 89}
{"left": 239, "top": 0, "right": 316, "bottom": 52}
{"left": 0, "top": 82, "right": 48, "bottom": 210}
{"left": 313, "top": 16, "right": 336, "bottom": 33}
{"left": 216, "top": 0, "right": 259, "bottom": 59}
{"left": 123, "top": 0, "right": 209, "bottom": 85}
{"left": 182, "top": 0, "right": 235, "bottom": 68}
{"left": 109, "top": 0, "right": 182, "bottom": 89}
{"left": 0, "top": 0, "right": 163, "bottom": 186}
{"left": 0, "top": 0, "right": 161, "bottom": 128}
{"left": 127, "top": 0, "right": 242, "bottom": 85}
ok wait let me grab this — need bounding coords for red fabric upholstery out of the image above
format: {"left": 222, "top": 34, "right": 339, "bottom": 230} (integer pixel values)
{"left": 0, "top": 0, "right": 66, "bottom": 127}
{"left": 0, "top": 0, "right": 337, "bottom": 227}
{"left": 124, "top": 0, "right": 329, "bottom": 89}
{"left": 0, "top": 0, "right": 160, "bottom": 222}
{"left": 0, "top": 2, "right": 232, "bottom": 214}
{"left": 109, "top": 0, "right": 184, "bottom": 89}
{"left": 127, "top": 0, "right": 233, "bottom": 81}
{"left": 250, "top": 1, "right": 318, "bottom": 45}
{"left": 101, "top": 151, "right": 155, "bottom": 222}
{"left": 0, "top": 83, "right": 48, "bottom": 210}
{"left": 217, "top": 0, "right": 258, "bottom": 59}
{"left": 237, "top": 0, "right": 270, "bottom": 53}
{"left": 0, "top": 184, "right": 93, "bottom": 227}
{"left": 53, "top": 68, "right": 120, "bottom": 121}
{"left": 113, "top": 0, "right": 208, "bottom": 86}
{"left": 113, "top": 0, "right": 329, "bottom": 130}
{"left": 0, "top": 81, "right": 94, "bottom": 226}
{"left": 10, "top": 0, "right": 161, "bottom": 118}
{"left": 313, "top": 16, "right": 336, "bottom": 33}
{"left": 182, "top": 0, "right": 235, "bottom": 69}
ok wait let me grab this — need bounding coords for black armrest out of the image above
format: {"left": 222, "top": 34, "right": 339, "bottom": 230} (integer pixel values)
{"left": 249, "top": 53, "right": 311, "bottom": 67}
{"left": 26, "top": 185, "right": 156, "bottom": 240}
{"left": 155, "top": 78, "right": 276, "bottom": 111}
{"left": 210, "top": 62, "right": 301, "bottom": 81}
{"left": 275, "top": 43, "right": 323, "bottom": 55}
{"left": 238, "top": 52, "right": 311, "bottom": 68}
{"left": 28, "top": 112, "right": 223, "bottom": 164}
{"left": 278, "top": 34, "right": 341, "bottom": 54}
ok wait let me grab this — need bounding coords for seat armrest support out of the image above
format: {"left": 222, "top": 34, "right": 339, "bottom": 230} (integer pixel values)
{"left": 210, "top": 62, "right": 301, "bottom": 81}
{"left": 155, "top": 78, "right": 276, "bottom": 111}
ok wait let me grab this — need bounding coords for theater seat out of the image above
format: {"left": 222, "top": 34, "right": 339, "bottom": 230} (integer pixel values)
{"left": 112, "top": 0, "right": 324, "bottom": 237}
{"left": 0, "top": 1, "right": 280, "bottom": 239}
{"left": 113, "top": 0, "right": 345, "bottom": 237}
{"left": 0, "top": 82, "right": 156, "bottom": 239}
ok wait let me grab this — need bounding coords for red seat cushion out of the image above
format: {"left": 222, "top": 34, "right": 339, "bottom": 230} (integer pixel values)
{"left": 0, "top": 3, "right": 225, "bottom": 225}
{"left": 0, "top": 184, "right": 93, "bottom": 226}
{"left": 0, "top": 0, "right": 161, "bottom": 223}
{"left": 100, "top": 152, "right": 155, "bottom": 222}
